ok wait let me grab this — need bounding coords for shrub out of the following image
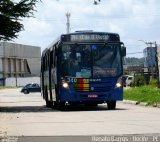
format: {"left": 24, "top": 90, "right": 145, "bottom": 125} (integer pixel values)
{"left": 149, "top": 78, "right": 157, "bottom": 87}
{"left": 132, "top": 75, "right": 145, "bottom": 87}
{"left": 124, "top": 85, "right": 160, "bottom": 106}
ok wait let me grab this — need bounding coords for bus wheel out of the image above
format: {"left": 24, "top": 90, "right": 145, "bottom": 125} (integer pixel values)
{"left": 46, "top": 100, "right": 53, "bottom": 108}
{"left": 107, "top": 101, "right": 116, "bottom": 110}
{"left": 57, "top": 102, "right": 65, "bottom": 110}
{"left": 52, "top": 101, "right": 58, "bottom": 109}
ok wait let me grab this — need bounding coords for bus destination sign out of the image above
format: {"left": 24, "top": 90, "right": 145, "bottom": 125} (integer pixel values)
{"left": 70, "top": 34, "right": 110, "bottom": 42}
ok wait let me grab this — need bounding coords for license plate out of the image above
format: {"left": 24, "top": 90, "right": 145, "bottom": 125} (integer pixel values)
{"left": 88, "top": 94, "right": 98, "bottom": 98}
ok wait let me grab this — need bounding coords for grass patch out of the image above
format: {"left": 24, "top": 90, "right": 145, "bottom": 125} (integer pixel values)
{"left": 124, "top": 86, "right": 160, "bottom": 106}
{"left": 0, "top": 86, "right": 17, "bottom": 89}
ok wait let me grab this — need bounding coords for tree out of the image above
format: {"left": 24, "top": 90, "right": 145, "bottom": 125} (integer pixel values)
{"left": 0, "top": 0, "right": 38, "bottom": 41}
{"left": 94, "top": 0, "right": 101, "bottom": 5}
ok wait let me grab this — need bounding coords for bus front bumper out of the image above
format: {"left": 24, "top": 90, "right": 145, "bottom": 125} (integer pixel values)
{"left": 60, "top": 89, "right": 123, "bottom": 103}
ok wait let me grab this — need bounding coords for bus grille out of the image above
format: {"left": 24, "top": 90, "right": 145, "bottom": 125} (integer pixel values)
{"left": 74, "top": 86, "right": 112, "bottom": 92}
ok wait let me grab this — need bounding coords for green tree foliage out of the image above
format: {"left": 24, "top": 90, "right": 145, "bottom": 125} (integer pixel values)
{"left": 131, "top": 75, "right": 145, "bottom": 87}
{"left": 125, "top": 57, "right": 145, "bottom": 66}
{"left": 0, "top": 0, "right": 38, "bottom": 41}
{"left": 94, "top": 0, "right": 101, "bottom": 5}
{"left": 149, "top": 78, "right": 157, "bottom": 87}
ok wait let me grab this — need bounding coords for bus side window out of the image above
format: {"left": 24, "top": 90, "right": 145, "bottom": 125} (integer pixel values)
{"left": 54, "top": 45, "right": 58, "bottom": 67}
{"left": 50, "top": 49, "right": 54, "bottom": 68}
{"left": 44, "top": 56, "right": 47, "bottom": 71}
{"left": 42, "top": 57, "right": 45, "bottom": 71}
{"left": 46, "top": 53, "right": 49, "bottom": 70}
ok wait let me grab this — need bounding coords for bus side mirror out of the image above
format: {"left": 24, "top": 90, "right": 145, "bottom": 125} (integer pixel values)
{"left": 121, "top": 46, "right": 126, "bottom": 57}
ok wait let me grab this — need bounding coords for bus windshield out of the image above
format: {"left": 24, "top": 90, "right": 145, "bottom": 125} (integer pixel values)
{"left": 61, "top": 44, "right": 122, "bottom": 78}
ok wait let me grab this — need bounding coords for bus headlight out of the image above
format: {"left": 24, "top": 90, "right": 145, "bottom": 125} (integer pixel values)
{"left": 116, "top": 82, "right": 121, "bottom": 88}
{"left": 62, "top": 82, "right": 69, "bottom": 89}
{"left": 115, "top": 77, "right": 122, "bottom": 88}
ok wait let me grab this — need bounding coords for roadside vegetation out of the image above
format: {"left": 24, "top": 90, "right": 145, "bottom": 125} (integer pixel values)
{"left": 0, "top": 86, "right": 16, "bottom": 89}
{"left": 124, "top": 75, "right": 160, "bottom": 106}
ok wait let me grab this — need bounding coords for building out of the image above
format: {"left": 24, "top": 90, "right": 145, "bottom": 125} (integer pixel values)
{"left": 143, "top": 45, "right": 160, "bottom": 84}
{"left": 0, "top": 42, "right": 41, "bottom": 85}
{"left": 143, "top": 47, "right": 156, "bottom": 67}
{"left": 157, "top": 45, "right": 160, "bottom": 81}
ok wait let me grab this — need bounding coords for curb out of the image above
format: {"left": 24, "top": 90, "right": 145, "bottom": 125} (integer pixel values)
{"left": 123, "top": 100, "right": 160, "bottom": 108}
{"left": 139, "top": 102, "right": 148, "bottom": 106}
{"left": 123, "top": 100, "right": 138, "bottom": 105}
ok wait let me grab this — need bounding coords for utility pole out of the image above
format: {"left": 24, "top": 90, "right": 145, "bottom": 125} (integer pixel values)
{"left": 155, "top": 41, "right": 160, "bottom": 87}
{"left": 66, "top": 12, "right": 71, "bottom": 34}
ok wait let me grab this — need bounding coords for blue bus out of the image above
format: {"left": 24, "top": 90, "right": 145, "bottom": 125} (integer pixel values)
{"left": 41, "top": 31, "right": 126, "bottom": 110}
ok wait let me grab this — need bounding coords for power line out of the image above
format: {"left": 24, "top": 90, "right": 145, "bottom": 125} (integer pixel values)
{"left": 127, "top": 52, "right": 143, "bottom": 55}
{"left": 125, "top": 45, "right": 144, "bottom": 47}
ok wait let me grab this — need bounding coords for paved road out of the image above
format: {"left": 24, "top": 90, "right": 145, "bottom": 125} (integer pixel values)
{"left": 0, "top": 88, "right": 160, "bottom": 141}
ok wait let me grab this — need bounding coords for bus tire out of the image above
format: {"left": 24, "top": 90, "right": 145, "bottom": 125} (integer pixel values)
{"left": 107, "top": 101, "right": 116, "bottom": 110}
{"left": 57, "top": 102, "right": 65, "bottom": 110}
{"left": 52, "top": 101, "right": 58, "bottom": 109}
{"left": 46, "top": 100, "right": 53, "bottom": 108}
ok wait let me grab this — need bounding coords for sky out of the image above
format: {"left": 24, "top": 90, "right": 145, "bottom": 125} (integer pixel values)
{"left": 13, "top": 0, "right": 160, "bottom": 58}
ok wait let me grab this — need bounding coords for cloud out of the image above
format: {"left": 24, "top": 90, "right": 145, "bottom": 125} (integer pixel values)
{"left": 13, "top": 0, "right": 160, "bottom": 57}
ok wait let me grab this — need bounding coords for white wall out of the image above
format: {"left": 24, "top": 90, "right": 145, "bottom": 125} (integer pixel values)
{"left": 5, "top": 77, "right": 40, "bottom": 87}
{"left": 5, "top": 78, "right": 16, "bottom": 86}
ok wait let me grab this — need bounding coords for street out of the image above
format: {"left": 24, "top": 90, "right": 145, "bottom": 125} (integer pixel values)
{"left": 0, "top": 88, "right": 160, "bottom": 141}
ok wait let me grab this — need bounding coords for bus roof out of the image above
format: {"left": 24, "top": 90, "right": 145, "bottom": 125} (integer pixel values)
{"left": 63, "top": 31, "right": 119, "bottom": 36}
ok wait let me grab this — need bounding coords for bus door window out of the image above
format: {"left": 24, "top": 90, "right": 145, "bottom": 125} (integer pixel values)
{"left": 80, "top": 45, "right": 91, "bottom": 69}
{"left": 68, "top": 52, "right": 80, "bottom": 76}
